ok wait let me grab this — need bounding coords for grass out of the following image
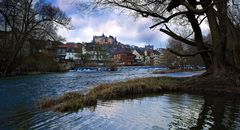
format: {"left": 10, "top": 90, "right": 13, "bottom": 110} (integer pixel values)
{"left": 40, "top": 92, "right": 97, "bottom": 112}
{"left": 40, "top": 77, "right": 182, "bottom": 112}
{"left": 152, "top": 68, "right": 205, "bottom": 74}
{"left": 40, "top": 76, "right": 240, "bottom": 112}
{"left": 88, "top": 77, "right": 182, "bottom": 100}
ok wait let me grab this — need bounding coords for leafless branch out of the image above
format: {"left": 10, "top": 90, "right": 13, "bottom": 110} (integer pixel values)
{"left": 160, "top": 25, "right": 196, "bottom": 46}
{"left": 180, "top": 0, "right": 214, "bottom": 15}
{"left": 167, "top": 48, "right": 212, "bottom": 57}
{"left": 150, "top": 11, "right": 188, "bottom": 29}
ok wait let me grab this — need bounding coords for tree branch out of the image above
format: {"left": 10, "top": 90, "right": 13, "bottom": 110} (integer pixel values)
{"left": 0, "top": 9, "right": 13, "bottom": 29}
{"left": 180, "top": 0, "right": 214, "bottom": 15}
{"left": 160, "top": 25, "right": 196, "bottom": 46}
{"left": 184, "top": 15, "right": 207, "bottom": 39}
{"left": 167, "top": 48, "right": 212, "bottom": 57}
{"left": 150, "top": 11, "right": 188, "bottom": 29}
{"left": 105, "top": 0, "right": 166, "bottom": 19}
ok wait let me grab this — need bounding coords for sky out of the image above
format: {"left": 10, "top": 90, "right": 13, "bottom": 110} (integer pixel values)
{"left": 46, "top": 0, "right": 209, "bottom": 49}
{"left": 46, "top": 0, "right": 170, "bottom": 48}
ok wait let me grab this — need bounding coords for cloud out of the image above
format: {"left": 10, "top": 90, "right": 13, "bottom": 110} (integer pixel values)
{"left": 53, "top": 1, "right": 169, "bottom": 48}
{"left": 54, "top": 0, "right": 77, "bottom": 13}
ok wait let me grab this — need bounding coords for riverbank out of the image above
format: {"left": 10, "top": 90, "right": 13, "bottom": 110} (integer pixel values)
{"left": 152, "top": 68, "right": 205, "bottom": 74}
{"left": 41, "top": 75, "right": 240, "bottom": 112}
{"left": 0, "top": 71, "right": 68, "bottom": 78}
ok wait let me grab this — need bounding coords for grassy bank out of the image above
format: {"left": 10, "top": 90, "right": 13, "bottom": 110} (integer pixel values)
{"left": 152, "top": 68, "right": 205, "bottom": 74}
{"left": 40, "top": 76, "right": 240, "bottom": 112}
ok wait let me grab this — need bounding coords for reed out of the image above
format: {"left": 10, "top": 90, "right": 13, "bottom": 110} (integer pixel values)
{"left": 41, "top": 77, "right": 182, "bottom": 112}
{"left": 41, "top": 75, "right": 240, "bottom": 112}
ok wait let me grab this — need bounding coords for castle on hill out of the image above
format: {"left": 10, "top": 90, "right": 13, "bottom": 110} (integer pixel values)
{"left": 92, "top": 34, "right": 117, "bottom": 45}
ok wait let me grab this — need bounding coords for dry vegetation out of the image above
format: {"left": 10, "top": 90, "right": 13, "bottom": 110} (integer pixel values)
{"left": 40, "top": 92, "right": 97, "bottom": 112}
{"left": 41, "top": 76, "right": 240, "bottom": 112}
{"left": 152, "top": 69, "right": 205, "bottom": 74}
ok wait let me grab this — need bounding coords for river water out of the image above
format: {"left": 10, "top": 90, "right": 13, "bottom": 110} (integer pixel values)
{"left": 0, "top": 66, "right": 239, "bottom": 130}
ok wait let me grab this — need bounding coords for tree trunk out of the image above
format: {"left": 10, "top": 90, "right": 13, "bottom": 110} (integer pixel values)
{"left": 201, "top": 0, "right": 240, "bottom": 76}
{"left": 185, "top": 8, "right": 212, "bottom": 69}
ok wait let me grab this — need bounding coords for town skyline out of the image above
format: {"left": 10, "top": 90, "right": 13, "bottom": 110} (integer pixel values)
{"left": 64, "top": 33, "right": 158, "bottom": 49}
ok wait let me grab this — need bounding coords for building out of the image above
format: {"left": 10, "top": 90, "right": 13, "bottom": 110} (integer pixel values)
{"left": 92, "top": 34, "right": 117, "bottom": 45}
{"left": 143, "top": 50, "right": 153, "bottom": 65}
{"left": 132, "top": 49, "right": 145, "bottom": 64}
{"left": 114, "top": 48, "right": 135, "bottom": 66}
{"left": 145, "top": 44, "right": 154, "bottom": 50}
{"left": 156, "top": 48, "right": 166, "bottom": 53}
{"left": 56, "top": 45, "right": 67, "bottom": 60}
{"left": 159, "top": 53, "right": 167, "bottom": 66}
{"left": 82, "top": 43, "right": 111, "bottom": 65}
{"left": 57, "top": 43, "right": 82, "bottom": 60}
{"left": 65, "top": 48, "right": 79, "bottom": 60}
{"left": 152, "top": 50, "right": 161, "bottom": 66}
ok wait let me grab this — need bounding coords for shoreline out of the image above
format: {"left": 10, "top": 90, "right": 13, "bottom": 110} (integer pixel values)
{"left": 0, "top": 65, "right": 160, "bottom": 77}
{"left": 0, "top": 71, "right": 68, "bottom": 78}
{"left": 152, "top": 68, "right": 206, "bottom": 74}
{"left": 40, "top": 75, "right": 240, "bottom": 112}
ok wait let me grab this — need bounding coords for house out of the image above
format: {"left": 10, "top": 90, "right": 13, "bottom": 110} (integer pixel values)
{"left": 56, "top": 45, "right": 67, "bottom": 60}
{"left": 82, "top": 43, "right": 111, "bottom": 65}
{"left": 144, "top": 50, "right": 160, "bottom": 65}
{"left": 57, "top": 43, "right": 82, "bottom": 60}
{"left": 132, "top": 49, "right": 145, "bottom": 64}
{"left": 159, "top": 53, "right": 167, "bottom": 66}
{"left": 158, "top": 49, "right": 167, "bottom": 66}
{"left": 143, "top": 50, "right": 151, "bottom": 65}
{"left": 152, "top": 50, "right": 161, "bottom": 66}
{"left": 28, "top": 40, "right": 63, "bottom": 57}
{"left": 114, "top": 48, "right": 135, "bottom": 66}
{"left": 65, "top": 48, "right": 79, "bottom": 60}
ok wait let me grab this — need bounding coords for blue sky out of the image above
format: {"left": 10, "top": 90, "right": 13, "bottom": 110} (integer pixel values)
{"left": 45, "top": 0, "right": 170, "bottom": 48}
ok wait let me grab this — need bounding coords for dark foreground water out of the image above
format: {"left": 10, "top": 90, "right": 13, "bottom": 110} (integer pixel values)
{"left": 0, "top": 67, "right": 239, "bottom": 130}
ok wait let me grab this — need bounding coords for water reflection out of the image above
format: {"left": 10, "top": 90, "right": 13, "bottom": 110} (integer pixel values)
{"left": 0, "top": 67, "right": 239, "bottom": 129}
{"left": 1, "top": 94, "right": 240, "bottom": 130}
{"left": 190, "top": 96, "right": 240, "bottom": 130}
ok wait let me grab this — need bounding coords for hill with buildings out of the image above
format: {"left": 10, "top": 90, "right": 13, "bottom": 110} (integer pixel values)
{"left": 0, "top": 31, "right": 204, "bottom": 75}
{"left": 55, "top": 34, "right": 166, "bottom": 69}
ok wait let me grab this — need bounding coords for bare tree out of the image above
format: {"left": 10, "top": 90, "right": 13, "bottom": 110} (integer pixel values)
{"left": 165, "top": 37, "right": 204, "bottom": 69}
{"left": 86, "top": 0, "right": 240, "bottom": 78}
{"left": 0, "top": 0, "right": 70, "bottom": 76}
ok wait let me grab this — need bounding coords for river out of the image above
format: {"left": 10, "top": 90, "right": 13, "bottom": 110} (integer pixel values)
{"left": 0, "top": 66, "right": 239, "bottom": 129}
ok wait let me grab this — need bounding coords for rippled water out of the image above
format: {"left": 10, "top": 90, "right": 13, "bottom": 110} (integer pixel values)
{"left": 0, "top": 67, "right": 239, "bottom": 130}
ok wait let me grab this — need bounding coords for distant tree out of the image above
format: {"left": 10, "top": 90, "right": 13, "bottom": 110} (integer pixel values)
{"left": 0, "top": 0, "right": 70, "bottom": 76}
{"left": 80, "top": 53, "right": 91, "bottom": 66}
{"left": 163, "top": 49, "right": 178, "bottom": 69}
{"left": 165, "top": 38, "right": 204, "bottom": 69}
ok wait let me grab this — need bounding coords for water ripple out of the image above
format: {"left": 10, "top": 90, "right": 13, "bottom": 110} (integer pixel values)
{"left": 0, "top": 67, "right": 239, "bottom": 129}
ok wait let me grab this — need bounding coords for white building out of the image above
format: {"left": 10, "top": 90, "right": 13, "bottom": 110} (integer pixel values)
{"left": 132, "top": 49, "right": 144, "bottom": 64}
